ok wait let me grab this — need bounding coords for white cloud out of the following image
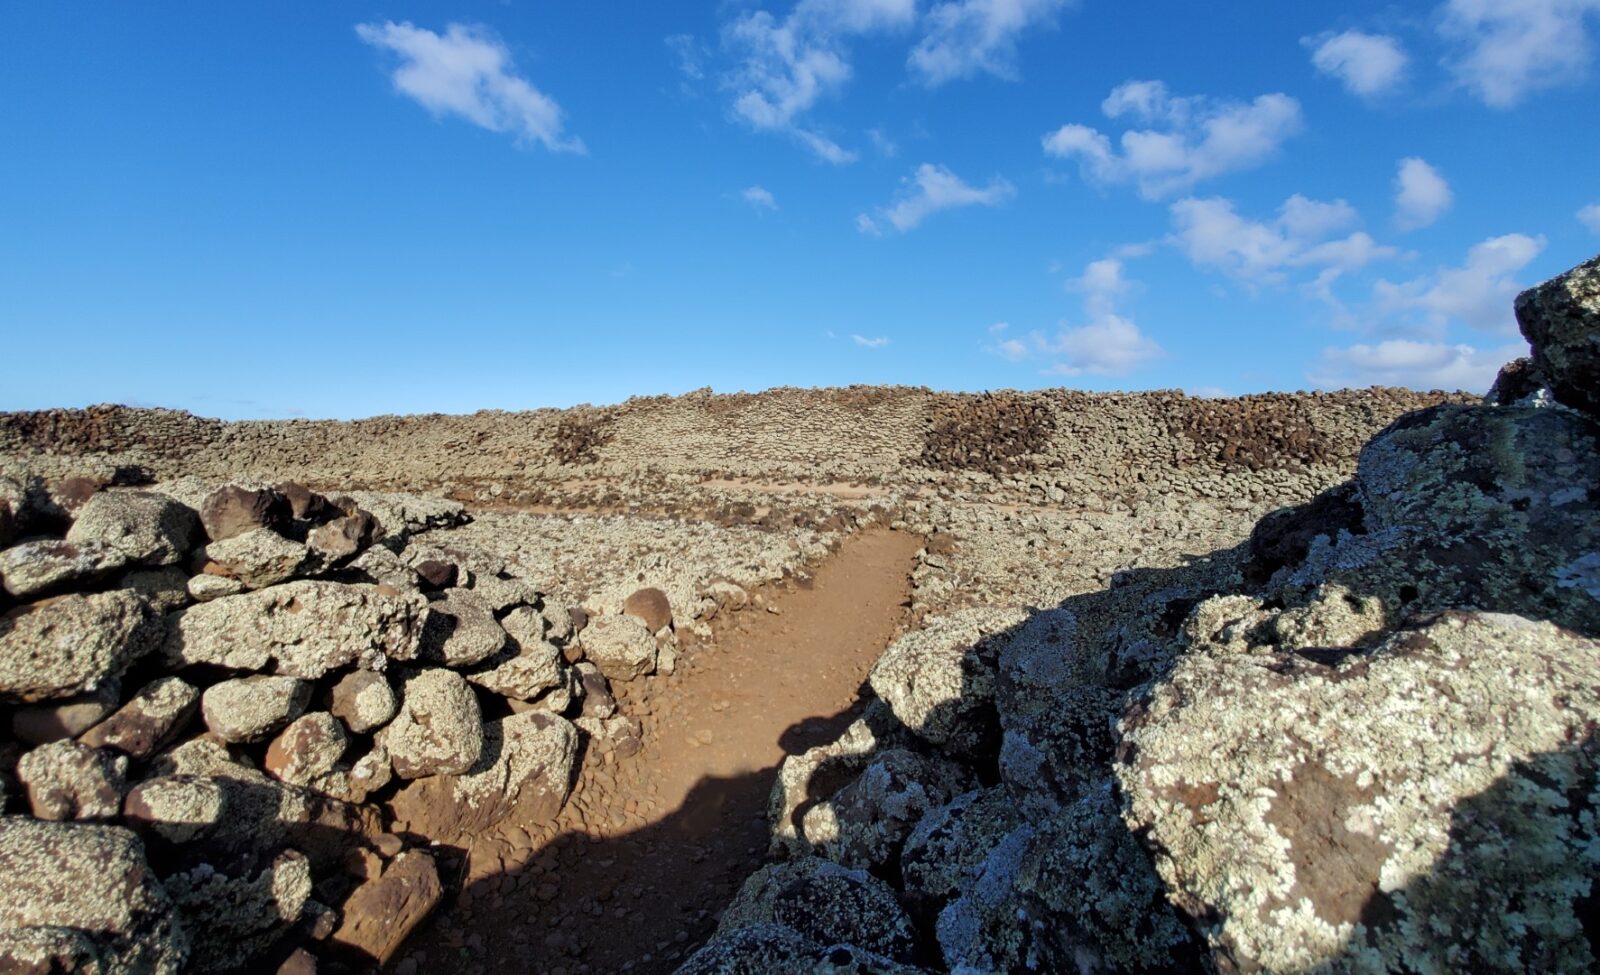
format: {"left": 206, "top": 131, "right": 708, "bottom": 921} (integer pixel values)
{"left": 721, "top": 0, "right": 917, "bottom": 162}
{"left": 868, "top": 128, "right": 899, "bottom": 157}
{"left": 985, "top": 256, "right": 1164, "bottom": 375}
{"left": 1310, "top": 339, "right": 1528, "bottom": 390}
{"left": 1306, "top": 30, "right": 1409, "bottom": 97}
{"left": 742, "top": 186, "right": 779, "bottom": 210}
{"left": 356, "top": 21, "right": 583, "bottom": 152}
{"left": 1579, "top": 203, "right": 1600, "bottom": 233}
{"left": 860, "top": 163, "right": 1014, "bottom": 233}
{"left": 1043, "top": 81, "right": 1303, "bottom": 199}
{"left": 851, "top": 334, "right": 890, "bottom": 347}
{"left": 909, "top": 0, "right": 1070, "bottom": 86}
{"left": 1373, "top": 232, "right": 1546, "bottom": 335}
{"left": 1168, "top": 195, "right": 1397, "bottom": 286}
{"left": 1439, "top": 0, "right": 1600, "bottom": 107}
{"left": 1394, "top": 157, "right": 1454, "bottom": 230}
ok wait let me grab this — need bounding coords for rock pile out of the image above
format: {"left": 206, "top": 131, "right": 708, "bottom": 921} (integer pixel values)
{"left": 918, "top": 393, "right": 1057, "bottom": 476}
{"left": 684, "top": 252, "right": 1600, "bottom": 973}
{"left": 0, "top": 477, "right": 682, "bottom": 971}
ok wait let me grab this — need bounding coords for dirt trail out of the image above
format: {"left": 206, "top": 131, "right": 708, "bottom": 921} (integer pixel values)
{"left": 402, "top": 529, "right": 924, "bottom": 974}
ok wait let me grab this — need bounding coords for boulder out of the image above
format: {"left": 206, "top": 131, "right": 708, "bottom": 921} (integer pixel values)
{"left": 329, "top": 670, "right": 397, "bottom": 734}
{"left": 16, "top": 739, "right": 127, "bottom": 820}
{"left": 579, "top": 613, "right": 657, "bottom": 681}
{"left": 306, "top": 507, "right": 381, "bottom": 566}
{"left": 797, "top": 748, "right": 971, "bottom": 871}
{"left": 327, "top": 849, "right": 442, "bottom": 966}
{"left": 201, "top": 675, "right": 312, "bottom": 744}
{"left": 0, "top": 591, "right": 162, "bottom": 702}
{"left": 1118, "top": 611, "right": 1600, "bottom": 973}
{"left": 623, "top": 586, "right": 673, "bottom": 633}
{"left": 0, "top": 538, "right": 129, "bottom": 598}
{"left": 80, "top": 677, "right": 200, "bottom": 759}
{"left": 203, "top": 527, "right": 310, "bottom": 589}
{"left": 678, "top": 924, "right": 927, "bottom": 975}
{"left": 380, "top": 668, "right": 483, "bottom": 779}
{"left": 65, "top": 490, "right": 198, "bottom": 567}
{"left": 10, "top": 679, "right": 121, "bottom": 744}
{"left": 0, "top": 817, "right": 188, "bottom": 974}
{"left": 273, "top": 481, "right": 338, "bottom": 522}
{"left": 264, "top": 712, "right": 348, "bottom": 787}
{"left": 1515, "top": 251, "right": 1600, "bottom": 416}
{"left": 900, "top": 788, "right": 1025, "bottom": 911}
{"left": 162, "top": 849, "right": 312, "bottom": 973}
{"left": 717, "top": 858, "right": 920, "bottom": 965}
{"left": 117, "top": 565, "right": 192, "bottom": 612}
{"left": 390, "top": 711, "right": 577, "bottom": 838}
{"left": 198, "top": 484, "right": 291, "bottom": 543}
{"left": 418, "top": 589, "right": 507, "bottom": 667}
{"left": 466, "top": 608, "right": 565, "bottom": 701}
{"left": 164, "top": 580, "right": 427, "bottom": 678}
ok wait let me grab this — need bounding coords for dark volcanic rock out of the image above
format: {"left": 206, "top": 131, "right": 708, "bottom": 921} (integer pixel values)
{"left": 199, "top": 484, "right": 292, "bottom": 543}
{"left": 1516, "top": 251, "right": 1600, "bottom": 416}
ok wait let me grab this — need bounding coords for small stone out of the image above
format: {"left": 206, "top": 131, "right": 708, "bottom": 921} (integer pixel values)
{"left": 330, "top": 670, "right": 398, "bottom": 734}
{"left": 202, "top": 675, "right": 312, "bottom": 743}
{"left": 264, "top": 712, "right": 349, "bottom": 786}
{"left": 17, "top": 739, "right": 128, "bottom": 820}
{"left": 622, "top": 587, "right": 673, "bottom": 633}
{"left": 79, "top": 676, "right": 200, "bottom": 759}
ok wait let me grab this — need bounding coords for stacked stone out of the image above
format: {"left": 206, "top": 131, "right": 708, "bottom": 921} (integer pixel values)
{"left": 0, "top": 477, "right": 660, "bottom": 972}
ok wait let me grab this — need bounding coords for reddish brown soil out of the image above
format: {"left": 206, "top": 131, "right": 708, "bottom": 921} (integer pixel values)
{"left": 397, "top": 529, "right": 924, "bottom": 975}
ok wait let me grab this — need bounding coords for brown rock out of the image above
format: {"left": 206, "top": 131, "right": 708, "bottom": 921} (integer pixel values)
{"left": 79, "top": 676, "right": 200, "bottom": 759}
{"left": 274, "top": 481, "right": 338, "bottom": 522}
{"left": 414, "top": 559, "right": 458, "bottom": 591}
{"left": 200, "top": 484, "right": 291, "bottom": 542}
{"left": 329, "top": 670, "right": 398, "bottom": 734}
{"left": 17, "top": 739, "right": 128, "bottom": 820}
{"left": 10, "top": 679, "right": 121, "bottom": 745}
{"left": 329, "top": 850, "right": 443, "bottom": 967}
{"left": 264, "top": 712, "right": 349, "bottom": 786}
{"left": 623, "top": 587, "right": 673, "bottom": 633}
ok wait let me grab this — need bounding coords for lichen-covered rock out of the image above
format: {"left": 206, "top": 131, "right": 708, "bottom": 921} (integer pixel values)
{"left": 0, "top": 538, "right": 129, "bottom": 598}
{"left": 17, "top": 739, "right": 128, "bottom": 820}
{"left": 575, "top": 662, "right": 615, "bottom": 719}
{"left": 346, "top": 544, "right": 419, "bottom": 591}
{"left": 311, "top": 743, "right": 393, "bottom": 804}
{"left": 578, "top": 612, "right": 657, "bottom": 681}
{"left": 65, "top": 490, "right": 198, "bottom": 567}
{"left": 1118, "top": 611, "right": 1600, "bottom": 973}
{"left": 717, "top": 858, "right": 919, "bottom": 964}
{"left": 343, "top": 491, "right": 468, "bottom": 540}
{"left": 198, "top": 484, "right": 291, "bottom": 543}
{"left": 1484, "top": 355, "right": 1550, "bottom": 406}
{"left": 379, "top": 668, "right": 483, "bottom": 779}
{"left": 305, "top": 505, "right": 381, "bottom": 567}
{"left": 0, "top": 591, "right": 162, "bottom": 703}
{"left": 202, "top": 527, "right": 310, "bottom": 589}
{"left": 868, "top": 607, "right": 1023, "bottom": 759}
{"left": 418, "top": 589, "right": 507, "bottom": 667}
{"left": 117, "top": 565, "right": 191, "bottom": 612}
{"left": 900, "top": 787, "right": 1025, "bottom": 912}
{"left": 769, "top": 713, "right": 888, "bottom": 853}
{"left": 678, "top": 923, "right": 928, "bottom": 974}
{"left": 263, "top": 712, "right": 348, "bottom": 787}
{"left": 0, "top": 817, "right": 188, "bottom": 974}
{"left": 201, "top": 675, "right": 312, "bottom": 743}
{"left": 186, "top": 571, "right": 245, "bottom": 602}
{"left": 466, "top": 609, "right": 565, "bottom": 701}
{"left": 390, "top": 711, "right": 576, "bottom": 837}
{"left": 467, "top": 574, "right": 540, "bottom": 613}
{"left": 328, "top": 670, "right": 397, "bottom": 734}
{"left": 162, "top": 849, "right": 312, "bottom": 973}
{"left": 80, "top": 677, "right": 200, "bottom": 759}
{"left": 798, "top": 748, "right": 972, "bottom": 871}
{"left": 1515, "top": 251, "right": 1600, "bottom": 417}
{"left": 164, "top": 580, "right": 426, "bottom": 678}
{"left": 10, "top": 679, "right": 121, "bottom": 745}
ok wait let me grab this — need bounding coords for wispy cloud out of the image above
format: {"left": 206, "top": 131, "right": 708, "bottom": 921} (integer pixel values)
{"left": 858, "top": 163, "right": 1014, "bottom": 234}
{"left": 851, "top": 333, "right": 891, "bottom": 347}
{"left": 1579, "top": 202, "right": 1600, "bottom": 233}
{"left": 1439, "top": 0, "right": 1600, "bottom": 107}
{"left": 1305, "top": 30, "right": 1409, "bottom": 97}
{"left": 1309, "top": 339, "right": 1526, "bottom": 391}
{"left": 1168, "top": 194, "right": 1400, "bottom": 289}
{"left": 1042, "top": 80, "right": 1302, "bottom": 199}
{"left": 1372, "top": 232, "right": 1546, "bottom": 336}
{"left": 985, "top": 256, "right": 1164, "bottom": 375}
{"left": 1394, "top": 157, "right": 1454, "bottom": 230}
{"left": 356, "top": 21, "right": 583, "bottom": 152}
{"left": 741, "top": 185, "right": 779, "bottom": 210}
{"left": 909, "top": 0, "right": 1071, "bottom": 86}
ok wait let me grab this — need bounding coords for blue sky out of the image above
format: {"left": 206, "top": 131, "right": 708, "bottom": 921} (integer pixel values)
{"left": 2, "top": 1, "right": 1598, "bottom": 419}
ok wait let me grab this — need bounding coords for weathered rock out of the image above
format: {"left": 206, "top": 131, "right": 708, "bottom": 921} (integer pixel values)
{"left": 678, "top": 924, "right": 927, "bottom": 975}
{"left": 418, "top": 589, "right": 507, "bottom": 667}
{"left": 273, "top": 481, "right": 338, "bottom": 523}
{"left": 868, "top": 607, "right": 1022, "bottom": 760}
{"left": 540, "top": 600, "right": 574, "bottom": 643}
{"left": 0, "top": 817, "right": 188, "bottom": 974}
{"left": 64, "top": 490, "right": 198, "bottom": 567}
{"left": 202, "top": 675, "right": 312, "bottom": 744}
{"left": 328, "top": 670, "right": 397, "bottom": 734}
{"left": 0, "top": 538, "right": 129, "bottom": 598}
{"left": 1484, "top": 355, "right": 1550, "bottom": 405}
{"left": 466, "top": 608, "right": 564, "bottom": 701}
{"left": 379, "top": 668, "right": 483, "bottom": 779}
{"left": 16, "top": 739, "right": 128, "bottom": 820}
{"left": 579, "top": 613, "right": 657, "bottom": 681}
{"left": 312, "top": 743, "right": 393, "bottom": 804}
{"left": 10, "top": 679, "right": 121, "bottom": 744}
{"left": 0, "top": 591, "right": 161, "bottom": 703}
{"left": 1119, "top": 611, "right": 1600, "bottom": 973}
{"left": 575, "top": 662, "right": 615, "bottom": 719}
{"left": 117, "top": 565, "right": 191, "bottom": 612}
{"left": 575, "top": 713, "right": 644, "bottom": 758}
{"left": 770, "top": 711, "right": 899, "bottom": 854}
{"left": 900, "top": 787, "right": 1025, "bottom": 911}
{"left": 199, "top": 484, "right": 291, "bottom": 543}
{"left": 342, "top": 491, "right": 468, "bottom": 540}
{"left": 328, "top": 849, "right": 442, "bottom": 967}
{"left": 186, "top": 571, "right": 246, "bottom": 602}
{"left": 413, "top": 559, "right": 457, "bottom": 591}
{"left": 80, "top": 677, "right": 200, "bottom": 759}
{"left": 0, "top": 475, "right": 23, "bottom": 548}
{"left": 164, "top": 580, "right": 426, "bottom": 678}
{"left": 623, "top": 586, "right": 673, "bottom": 633}
{"left": 264, "top": 712, "right": 348, "bottom": 787}
{"left": 467, "top": 574, "right": 539, "bottom": 613}
{"left": 306, "top": 505, "right": 381, "bottom": 567}
{"left": 203, "top": 527, "right": 310, "bottom": 589}
{"left": 718, "top": 858, "right": 919, "bottom": 964}
{"left": 1515, "top": 251, "right": 1600, "bottom": 416}
{"left": 798, "top": 748, "right": 971, "bottom": 871}
{"left": 163, "top": 849, "right": 313, "bottom": 973}
{"left": 346, "top": 544, "right": 418, "bottom": 591}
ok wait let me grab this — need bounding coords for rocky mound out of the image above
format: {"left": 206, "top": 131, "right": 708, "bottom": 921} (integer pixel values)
{"left": 685, "top": 253, "right": 1600, "bottom": 973}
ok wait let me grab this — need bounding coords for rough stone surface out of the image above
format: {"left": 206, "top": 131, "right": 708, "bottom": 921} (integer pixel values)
{"left": 0, "top": 591, "right": 161, "bottom": 703}
{"left": 198, "top": 484, "right": 291, "bottom": 543}
{"left": 1119, "top": 611, "right": 1600, "bottom": 973}
{"left": 202, "top": 527, "right": 310, "bottom": 589}
{"left": 623, "top": 586, "right": 673, "bottom": 632}
{"left": 579, "top": 612, "right": 657, "bottom": 682}
{"left": 797, "top": 748, "right": 971, "bottom": 871}
{"left": 305, "top": 506, "right": 381, "bottom": 567}
{"left": 117, "top": 565, "right": 191, "bottom": 612}
{"left": 717, "top": 857, "right": 919, "bottom": 964}
{"left": 201, "top": 675, "right": 312, "bottom": 744}
{"left": 164, "top": 580, "right": 426, "bottom": 678}
{"left": 328, "top": 849, "right": 442, "bottom": 967}
{"left": 0, "top": 538, "right": 129, "bottom": 598}
{"left": 17, "top": 739, "right": 128, "bottom": 821}
{"left": 10, "top": 679, "right": 121, "bottom": 745}
{"left": 0, "top": 817, "right": 188, "bottom": 974}
{"left": 162, "top": 849, "right": 312, "bottom": 973}
{"left": 328, "top": 669, "right": 397, "bottom": 734}
{"left": 264, "top": 712, "right": 348, "bottom": 787}
{"left": 80, "top": 677, "right": 200, "bottom": 759}
{"left": 186, "top": 571, "right": 245, "bottom": 602}
{"left": 418, "top": 589, "right": 507, "bottom": 667}
{"left": 379, "top": 667, "right": 483, "bottom": 779}
{"left": 466, "top": 608, "right": 565, "bottom": 701}
{"left": 678, "top": 924, "right": 926, "bottom": 975}
{"left": 65, "top": 490, "right": 198, "bottom": 567}
{"left": 1515, "top": 251, "right": 1600, "bottom": 417}
{"left": 899, "top": 787, "right": 1025, "bottom": 912}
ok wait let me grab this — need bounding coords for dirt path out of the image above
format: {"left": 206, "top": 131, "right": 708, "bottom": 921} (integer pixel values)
{"left": 400, "top": 529, "right": 924, "bottom": 975}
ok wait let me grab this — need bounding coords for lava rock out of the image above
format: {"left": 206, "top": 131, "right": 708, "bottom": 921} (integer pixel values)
{"left": 199, "top": 484, "right": 292, "bottom": 543}
{"left": 328, "top": 850, "right": 442, "bottom": 967}
{"left": 329, "top": 670, "right": 397, "bottom": 734}
{"left": 65, "top": 490, "right": 199, "bottom": 567}
{"left": 203, "top": 527, "right": 311, "bottom": 589}
{"left": 202, "top": 675, "right": 312, "bottom": 744}
{"left": 380, "top": 668, "right": 483, "bottom": 779}
{"left": 579, "top": 613, "right": 657, "bottom": 682}
{"left": 0, "top": 538, "right": 129, "bottom": 598}
{"left": 264, "top": 712, "right": 349, "bottom": 787}
{"left": 80, "top": 676, "right": 200, "bottom": 759}
{"left": 1515, "top": 251, "right": 1600, "bottom": 416}
{"left": 0, "top": 590, "right": 162, "bottom": 703}
{"left": 16, "top": 739, "right": 128, "bottom": 820}
{"left": 623, "top": 586, "right": 673, "bottom": 633}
